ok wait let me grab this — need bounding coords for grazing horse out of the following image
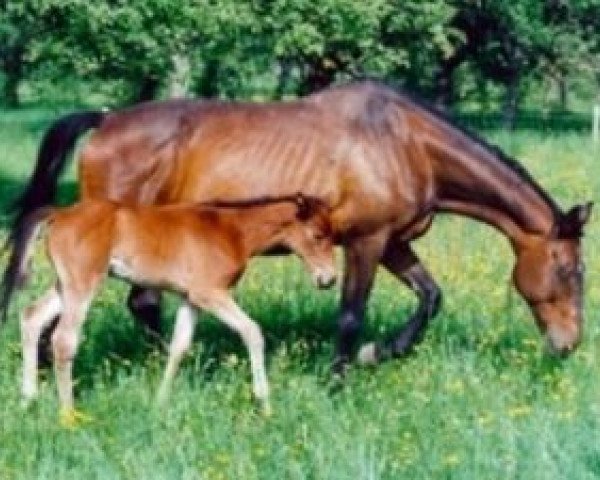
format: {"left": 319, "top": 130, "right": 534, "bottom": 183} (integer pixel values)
{"left": 3, "top": 80, "right": 592, "bottom": 372}
{"left": 0, "top": 194, "right": 336, "bottom": 419}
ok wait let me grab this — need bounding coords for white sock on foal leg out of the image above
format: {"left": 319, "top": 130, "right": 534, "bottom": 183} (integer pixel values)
{"left": 157, "top": 302, "right": 197, "bottom": 404}
{"left": 201, "top": 292, "right": 270, "bottom": 414}
{"left": 21, "top": 287, "right": 62, "bottom": 404}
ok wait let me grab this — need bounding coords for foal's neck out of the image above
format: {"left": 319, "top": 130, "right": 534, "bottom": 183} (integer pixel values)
{"left": 226, "top": 202, "right": 297, "bottom": 257}
{"left": 430, "top": 128, "right": 560, "bottom": 246}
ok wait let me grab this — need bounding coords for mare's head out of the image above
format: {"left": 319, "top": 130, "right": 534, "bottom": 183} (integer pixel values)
{"left": 512, "top": 203, "right": 593, "bottom": 356}
{"left": 279, "top": 194, "right": 337, "bottom": 289}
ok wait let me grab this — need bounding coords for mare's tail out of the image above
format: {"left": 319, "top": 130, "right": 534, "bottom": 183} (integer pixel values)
{"left": 6, "top": 111, "right": 105, "bottom": 241}
{"left": 0, "top": 208, "right": 52, "bottom": 322}
{"left": 1, "top": 111, "right": 104, "bottom": 321}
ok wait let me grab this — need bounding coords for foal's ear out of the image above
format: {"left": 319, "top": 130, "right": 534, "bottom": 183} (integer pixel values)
{"left": 559, "top": 202, "right": 593, "bottom": 238}
{"left": 294, "top": 193, "right": 317, "bottom": 221}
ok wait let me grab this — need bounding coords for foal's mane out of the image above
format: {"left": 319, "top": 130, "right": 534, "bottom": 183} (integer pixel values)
{"left": 196, "top": 194, "right": 313, "bottom": 210}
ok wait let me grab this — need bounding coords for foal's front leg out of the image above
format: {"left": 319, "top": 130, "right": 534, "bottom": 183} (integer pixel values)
{"left": 21, "top": 286, "right": 62, "bottom": 405}
{"left": 194, "top": 290, "right": 270, "bottom": 414}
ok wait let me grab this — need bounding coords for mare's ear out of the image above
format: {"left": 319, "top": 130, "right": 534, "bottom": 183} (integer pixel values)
{"left": 558, "top": 202, "right": 593, "bottom": 238}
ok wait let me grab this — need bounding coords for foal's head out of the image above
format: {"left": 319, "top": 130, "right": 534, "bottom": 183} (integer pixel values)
{"left": 277, "top": 194, "right": 337, "bottom": 289}
{"left": 512, "top": 203, "right": 592, "bottom": 356}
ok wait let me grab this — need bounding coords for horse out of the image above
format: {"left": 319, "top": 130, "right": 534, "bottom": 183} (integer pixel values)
{"left": 3, "top": 80, "right": 592, "bottom": 373}
{"left": 0, "top": 194, "right": 336, "bottom": 420}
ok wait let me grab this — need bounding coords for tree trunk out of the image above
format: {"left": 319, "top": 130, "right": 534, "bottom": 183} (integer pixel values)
{"left": 2, "top": 48, "right": 24, "bottom": 107}
{"left": 3, "top": 71, "right": 20, "bottom": 107}
{"left": 197, "top": 60, "right": 219, "bottom": 98}
{"left": 558, "top": 75, "right": 568, "bottom": 111}
{"left": 275, "top": 59, "right": 294, "bottom": 99}
{"left": 167, "top": 54, "right": 191, "bottom": 99}
{"left": 434, "top": 48, "right": 468, "bottom": 110}
{"left": 502, "top": 76, "right": 519, "bottom": 130}
{"left": 133, "top": 76, "right": 161, "bottom": 103}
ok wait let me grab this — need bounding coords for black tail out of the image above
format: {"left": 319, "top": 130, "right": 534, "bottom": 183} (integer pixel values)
{"left": 0, "top": 208, "right": 51, "bottom": 322}
{"left": 7, "top": 110, "right": 105, "bottom": 237}
{"left": 2, "top": 110, "right": 104, "bottom": 322}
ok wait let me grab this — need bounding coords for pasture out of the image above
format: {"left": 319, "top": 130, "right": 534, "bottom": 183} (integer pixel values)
{"left": 0, "top": 110, "right": 599, "bottom": 479}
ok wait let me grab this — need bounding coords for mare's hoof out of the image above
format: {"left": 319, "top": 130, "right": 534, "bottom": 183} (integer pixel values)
{"left": 357, "top": 343, "right": 379, "bottom": 366}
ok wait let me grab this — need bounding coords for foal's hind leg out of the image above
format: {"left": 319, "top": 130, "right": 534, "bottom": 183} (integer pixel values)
{"left": 157, "top": 302, "right": 197, "bottom": 404}
{"left": 21, "top": 286, "right": 62, "bottom": 404}
{"left": 52, "top": 296, "right": 90, "bottom": 419}
{"left": 194, "top": 290, "right": 270, "bottom": 414}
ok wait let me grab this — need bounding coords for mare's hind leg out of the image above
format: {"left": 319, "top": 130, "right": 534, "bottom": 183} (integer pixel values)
{"left": 333, "top": 232, "right": 388, "bottom": 374}
{"left": 358, "top": 240, "right": 441, "bottom": 364}
{"left": 193, "top": 290, "right": 270, "bottom": 414}
{"left": 128, "top": 286, "right": 163, "bottom": 337}
{"left": 157, "top": 302, "right": 197, "bottom": 404}
{"left": 21, "top": 286, "right": 62, "bottom": 404}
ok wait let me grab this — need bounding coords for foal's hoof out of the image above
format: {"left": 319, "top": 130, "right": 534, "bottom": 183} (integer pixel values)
{"left": 261, "top": 402, "right": 273, "bottom": 418}
{"left": 357, "top": 342, "right": 378, "bottom": 366}
{"left": 59, "top": 408, "right": 93, "bottom": 429}
{"left": 20, "top": 395, "right": 37, "bottom": 411}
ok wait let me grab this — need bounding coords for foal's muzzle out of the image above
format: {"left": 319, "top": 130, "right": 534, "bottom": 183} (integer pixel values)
{"left": 314, "top": 270, "right": 337, "bottom": 289}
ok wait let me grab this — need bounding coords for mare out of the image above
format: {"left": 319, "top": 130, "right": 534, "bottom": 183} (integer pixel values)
{"left": 0, "top": 194, "right": 336, "bottom": 419}
{"left": 3, "top": 80, "right": 592, "bottom": 372}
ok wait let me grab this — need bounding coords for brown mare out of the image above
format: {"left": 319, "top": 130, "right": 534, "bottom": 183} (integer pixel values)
{"left": 0, "top": 194, "right": 336, "bottom": 419}
{"left": 2, "top": 80, "right": 592, "bottom": 372}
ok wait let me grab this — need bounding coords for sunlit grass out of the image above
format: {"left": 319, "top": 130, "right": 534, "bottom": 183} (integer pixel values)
{"left": 0, "top": 109, "right": 599, "bottom": 479}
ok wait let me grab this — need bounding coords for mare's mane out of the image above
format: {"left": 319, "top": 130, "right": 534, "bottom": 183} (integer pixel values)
{"left": 327, "top": 80, "right": 564, "bottom": 219}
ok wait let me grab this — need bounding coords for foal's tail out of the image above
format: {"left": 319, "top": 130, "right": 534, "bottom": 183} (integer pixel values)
{"left": 0, "top": 208, "right": 51, "bottom": 323}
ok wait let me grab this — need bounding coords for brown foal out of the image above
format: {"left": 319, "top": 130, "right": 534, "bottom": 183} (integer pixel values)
{"left": 6, "top": 194, "right": 336, "bottom": 419}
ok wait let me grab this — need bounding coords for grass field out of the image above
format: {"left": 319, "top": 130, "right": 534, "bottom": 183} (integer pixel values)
{"left": 0, "top": 109, "right": 599, "bottom": 480}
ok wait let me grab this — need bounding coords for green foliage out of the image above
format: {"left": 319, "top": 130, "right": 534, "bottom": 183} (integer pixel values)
{"left": 0, "top": 0, "right": 599, "bottom": 109}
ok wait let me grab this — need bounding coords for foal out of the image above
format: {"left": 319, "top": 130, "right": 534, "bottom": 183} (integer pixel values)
{"left": 4, "top": 194, "right": 335, "bottom": 420}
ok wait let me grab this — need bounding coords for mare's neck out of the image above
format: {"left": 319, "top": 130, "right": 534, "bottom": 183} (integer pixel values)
{"left": 429, "top": 129, "right": 560, "bottom": 247}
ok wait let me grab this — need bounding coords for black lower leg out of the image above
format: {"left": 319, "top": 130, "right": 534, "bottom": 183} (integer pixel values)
{"left": 381, "top": 263, "right": 441, "bottom": 360}
{"left": 333, "top": 234, "right": 385, "bottom": 374}
{"left": 333, "top": 302, "right": 365, "bottom": 373}
{"left": 127, "top": 286, "right": 162, "bottom": 337}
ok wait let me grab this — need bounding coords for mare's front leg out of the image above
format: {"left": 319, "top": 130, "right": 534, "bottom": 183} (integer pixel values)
{"left": 127, "top": 285, "right": 163, "bottom": 337}
{"left": 193, "top": 290, "right": 270, "bottom": 414}
{"left": 21, "top": 287, "right": 62, "bottom": 405}
{"left": 157, "top": 302, "right": 197, "bottom": 404}
{"left": 358, "top": 240, "right": 442, "bottom": 364}
{"left": 333, "top": 232, "right": 388, "bottom": 374}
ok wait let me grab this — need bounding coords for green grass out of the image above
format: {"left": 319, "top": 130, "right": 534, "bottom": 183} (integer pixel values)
{"left": 0, "top": 109, "right": 599, "bottom": 479}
